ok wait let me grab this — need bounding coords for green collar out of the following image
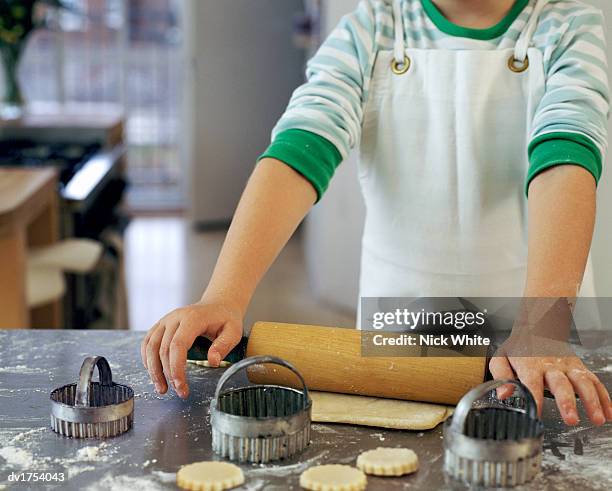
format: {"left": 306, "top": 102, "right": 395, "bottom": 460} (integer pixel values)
{"left": 421, "top": 0, "right": 530, "bottom": 40}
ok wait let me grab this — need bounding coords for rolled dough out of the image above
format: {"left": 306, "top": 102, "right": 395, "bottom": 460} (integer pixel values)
{"left": 356, "top": 447, "right": 419, "bottom": 476}
{"left": 176, "top": 461, "right": 244, "bottom": 491}
{"left": 300, "top": 464, "right": 367, "bottom": 491}
{"left": 310, "top": 391, "right": 453, "bottom": 430}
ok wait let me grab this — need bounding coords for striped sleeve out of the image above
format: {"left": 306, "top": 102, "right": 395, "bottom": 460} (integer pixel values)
{"left": 528, "top": 4, "right": 610, "bottom": 193}
{"left": 261, "top": 1, "right": 377, "bottom": 199}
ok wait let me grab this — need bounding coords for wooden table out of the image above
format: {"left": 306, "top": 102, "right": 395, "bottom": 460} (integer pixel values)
{"left": 0, "top": 168, "right": 60, "bottom": 329}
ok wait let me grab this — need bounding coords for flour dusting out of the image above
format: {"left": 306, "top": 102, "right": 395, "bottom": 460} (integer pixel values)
{"left": 311, "top": 424, "right": 339, "bottom": 435}
{"left": 0, "top": 446, "right": 34, "bottom": 468}
{"left": 0, "top": 365, "right": 47, "bottom": 374}
{"left": 240, "top": 478, "right": 266, "bottom": 490}
{"left": 0, "top": 428, "right": 117, "bottom": 480}
{"left": 10, "top": 427, "right": 47, "bottom": 442}
{"left": 535, "top": 431, "right": 612, "bottom": 491}
{"left": 67, "top": 465, "right": 96, "bottom": 479}
{"left": 151, "top": 470, "right": 175, "bottom": 483}
{"left": 76, "top": 445, "right": 105, "bottom": 461}
{"left": 85, "top": 473, "right": 168, "bottom": 491}
{"left": 246, "top": 451, "right": 330, "bottom": 478}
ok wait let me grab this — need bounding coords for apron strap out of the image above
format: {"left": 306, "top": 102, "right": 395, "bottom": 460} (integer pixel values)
{"left": 392, "top": 0, "right": 406, "bottom": 64}
{"left": 389, "top": 0, "right": 549, "bottom": 64}
{"left": 514, "top": 0, "right": 551, "bottom": 62}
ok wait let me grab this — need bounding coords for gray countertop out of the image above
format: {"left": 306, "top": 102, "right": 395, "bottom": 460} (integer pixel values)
{"left": 0, "top": 330, "right": 610, "bottom": 490}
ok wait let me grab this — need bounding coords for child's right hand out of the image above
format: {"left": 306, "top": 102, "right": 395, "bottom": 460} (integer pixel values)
{"left": 140, "top": 299, "right": 243, "bottom": 399}
{"left": 140, "top": 158, "right": 317, "bottom": 400}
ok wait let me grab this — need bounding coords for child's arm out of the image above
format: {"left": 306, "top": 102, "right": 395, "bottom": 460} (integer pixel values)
{"left": 488, "top": 4, "right": 611, "bottom": 427}
{"left": 489, "top": 165, "right": 612, "bottom": 426}
{"left": 141, "top": 1, "right": 378, "bottom": 399}
{"left": 141, "top": 158, "right": 316, "bottom": 398}
{"left": 524, "top": 166, "right": 596, "bottom": 299}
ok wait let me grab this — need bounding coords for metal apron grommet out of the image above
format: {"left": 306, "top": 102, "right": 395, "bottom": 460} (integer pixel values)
{"left": 508, "top": 55, "right": 530, "bottom": 73}
{"left": 391, "top": 55, "right": 411, "bottom": 75}
{"left": 210, "top": 355, "right": 312, "bottom": 464}
{"left": 443, "top": 379, "right": 544, "bottom": 487}
{"left": 50, "top": 356, "right": 134, "bottom": 438}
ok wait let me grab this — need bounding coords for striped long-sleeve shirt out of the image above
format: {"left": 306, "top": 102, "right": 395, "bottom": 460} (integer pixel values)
{"left": 260, "top": 0, "right": 610, "bottom": 200}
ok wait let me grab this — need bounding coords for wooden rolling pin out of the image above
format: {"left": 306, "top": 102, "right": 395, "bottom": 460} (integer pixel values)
{"left": 245, "top": 322, "right": 487, "bottom": 405}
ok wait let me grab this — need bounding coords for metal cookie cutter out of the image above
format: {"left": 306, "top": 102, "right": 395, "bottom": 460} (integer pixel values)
{"left": 444, "top": 379, "right": 544, "bottom": 487}
{"left": 210, "top": 355, "right": 312, "bottom": 463}
{"left": 50, "top": 356, "right": 134, "bottom": 438}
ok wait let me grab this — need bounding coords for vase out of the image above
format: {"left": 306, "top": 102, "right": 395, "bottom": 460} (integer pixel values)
{"left": 0, "top": 42, "right": 25, "bottom": 120}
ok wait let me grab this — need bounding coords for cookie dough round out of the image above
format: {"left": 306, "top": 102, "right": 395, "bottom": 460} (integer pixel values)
{"left": 300, "top": 464, "right": 366, "bottom": 491}
{"left": 187, "top": 359, "right": 231, "bottom": 368}
{"left": 356, "top": 447, "right": 419, "bottom": 477}
{"left": 177, "top": 461, "right": 244, "bottom": 491}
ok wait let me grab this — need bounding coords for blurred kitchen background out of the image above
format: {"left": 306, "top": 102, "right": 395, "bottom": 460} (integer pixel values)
{"left": 1, "top": 0, "right": 611, "bottom": 332}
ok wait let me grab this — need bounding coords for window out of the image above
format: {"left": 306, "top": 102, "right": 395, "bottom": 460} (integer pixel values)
{"left": 18, "top": 0, "right": 184, "bottom": 210}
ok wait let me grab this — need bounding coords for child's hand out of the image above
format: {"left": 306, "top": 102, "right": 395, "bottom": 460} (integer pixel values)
{"left": 490, "top": 337, "right": 612, "bottom": 426}
{"left": 140, "top": 300, "right": 243, "bottom": 399}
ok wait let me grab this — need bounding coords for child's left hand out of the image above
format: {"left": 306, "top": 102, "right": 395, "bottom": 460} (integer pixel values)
{"left": 489, "top": 338, "right": 612, "bottom": 426}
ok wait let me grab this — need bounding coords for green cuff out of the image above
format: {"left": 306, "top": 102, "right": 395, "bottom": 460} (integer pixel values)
{"left": 258, "top": 129, "right": 342, "bottom": 202}
{"left": 527, "top": 132, "right": 602, "bottom": 196}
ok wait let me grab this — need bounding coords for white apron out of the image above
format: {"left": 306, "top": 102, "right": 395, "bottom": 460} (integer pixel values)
{"left": 358, "top": 0, "right": 596, "bottom": 302}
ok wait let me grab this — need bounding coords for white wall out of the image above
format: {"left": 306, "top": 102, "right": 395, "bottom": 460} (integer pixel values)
{"left": 323, "top": 0, "right": 360, "bottom": 27}
{"left": 184, "top": 0, "right": 306, "bottom": 225}
{"left": 304, "top": 0, "right": 363, "bottom": 312}
{"left": 585, "top": 0, "right": 612, "bottom": 296}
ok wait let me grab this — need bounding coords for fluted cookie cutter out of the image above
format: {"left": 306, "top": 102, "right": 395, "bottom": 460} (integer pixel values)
{"left": 50, "top": 356, "right": 134, "bottom": 438}
{"left": 210, "top": 355, "right": 312, "bottom": 463}
{"left": 444, "top": 379, "right": 544, "bottom": 487}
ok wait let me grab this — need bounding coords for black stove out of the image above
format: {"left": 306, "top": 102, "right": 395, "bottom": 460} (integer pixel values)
{"left": 0, "top": 139, "right": 128, "bottom": 237}
{"left": 0, "top": 140, "right": 102, "bottom": 188}
{"left": 0, "top": 138, "right": 129, "bottom": 329}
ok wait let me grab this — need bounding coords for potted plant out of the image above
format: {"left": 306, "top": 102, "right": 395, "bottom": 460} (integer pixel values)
{"left": 0, "top": 0, "right": 66, "bottom": 119}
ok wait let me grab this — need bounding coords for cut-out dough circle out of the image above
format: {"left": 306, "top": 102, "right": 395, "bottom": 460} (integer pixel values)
{"left": 300, "top": 464, "right": 367, "bottom": 491}
{"left": 177, "top": 461, "right": 244, "bottom": 491}
{"left": 357, "top": 447, "right": 419, "bottom": 476}
{"left": 187, "top": 359, "right": 232, "bottom": 368}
